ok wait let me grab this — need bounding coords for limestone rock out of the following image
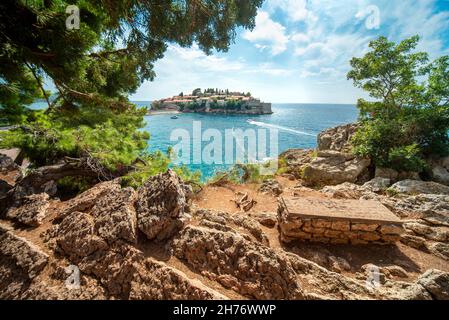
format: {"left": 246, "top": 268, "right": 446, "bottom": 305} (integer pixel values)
{"left": 6, "top": 193, "right": 50, "bottom": 227}
{"left": 428, "top": 156, "right": 449, "bottom": 186}
{"left": 258, "top": 179, "right": 283, "bottom": 196}
{"left": 250, "top": 212, "right": 277, "bottom": 228}
{"left": 363, "top": 177, "right": 391, "bottom": 192}
{"left": 92, "top": 187, "right": 137, "bottom": 244}
{"left": 384, "top": 265, "right": 408, "bottom": 278}
{"left": 173, "top": 225, "right": 304, "bottom": 300}
{"left": 317, "top": 123, "right": 358, "bottom": 153}
{"left": 321, "top": 183, "right": 365, "bottom": 199}
{"left": 0, "top": 153, "right": 18, "bottom": 172}
{"left": 375, "top": 167, "right": 399, "bottom": 182}
{"left": 285, "top": 253, "right": 382, "bottom": 300}
{"left": 130, "top": 258, "right": 228, "bottom": 300}
{"left": 380, "top": 224, "right": 404, "bottom": 235}
{"left": 385, "top": 281, "right": 432, "bottom": 300}
{"left": 0, "top": 222, "right": 49, "bottom": 280}
{"left": 136, "top": 170, "right": 189, "bottom": 241}
{"left": 404, "top": 222, "right": 449, "bottom": 242}
{"left": 427, "top": 242, "right": 449, "bottom": 261}
{"left": 382, "top": 194, "right": 449, "bottom": 224}
{"left": 400, "top": 234, "right": 427, "bottom": 250}
{"left": 59, "top": 180, "right": 122, "bottom": 219}
{"left": 195, "top": 208, "right": 269, "bottom": 245}
{"left": 417, "top": 269, "right": 449, "bottom": 300}
{"left": 328, "top": 256, "right": 351, "bottom": 273}
{"left": 278, "top": 149, "right": 314, "bottom": 178}
{"left": 55, "top": 212, "right": 109, "bottom": 260}
{"left": 303, "top": 151, "right": 371, "bottom": 186}
{"left": 390, "top": 180, "right": 449, "bottom": 195}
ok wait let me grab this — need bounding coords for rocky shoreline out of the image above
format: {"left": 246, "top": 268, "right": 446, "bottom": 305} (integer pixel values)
{"left": 1, "top": 123, "right": 448, "bottom": 300}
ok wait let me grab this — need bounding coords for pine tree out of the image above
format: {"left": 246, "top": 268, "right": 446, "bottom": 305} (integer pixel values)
{"left": 0, "top": 0, "right": 263, "bottom": 185}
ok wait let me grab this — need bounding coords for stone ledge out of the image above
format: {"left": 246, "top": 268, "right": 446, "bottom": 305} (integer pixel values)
{"left": 281, "top": 197, "right": 402, "bottom": 225}
{"left": 278, "top": 197, "right": 404, "bottom": 245}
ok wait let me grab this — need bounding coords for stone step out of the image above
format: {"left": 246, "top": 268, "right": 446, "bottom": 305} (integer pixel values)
{"left": 278, "top": 197, "right": 404, "bottom": 245}
{"left": 281, "top": 197, "right": 402, "bottom": 225}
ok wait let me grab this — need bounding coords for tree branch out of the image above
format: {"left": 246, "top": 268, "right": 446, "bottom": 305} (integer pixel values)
{"left": 24, "top": 61, "right": 52, "bottom": 111}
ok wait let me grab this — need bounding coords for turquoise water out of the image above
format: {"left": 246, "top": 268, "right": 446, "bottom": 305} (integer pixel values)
{"left": 142, "top": 103, "right": 359, "bottom": 178}
{"left": 28, "top": 101, "right": 359, "bottom": 179}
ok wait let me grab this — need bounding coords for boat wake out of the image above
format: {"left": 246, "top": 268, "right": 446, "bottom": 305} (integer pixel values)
{"left": 247, "top": 120, "right": 316, "bottom": 137}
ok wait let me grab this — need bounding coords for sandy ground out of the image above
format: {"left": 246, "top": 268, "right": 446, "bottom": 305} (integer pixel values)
{"left": 2, "top": 168, "right": 448, "bottom": 295}
{"left": 192, "top": 177, "right": 449, "bottom": 280}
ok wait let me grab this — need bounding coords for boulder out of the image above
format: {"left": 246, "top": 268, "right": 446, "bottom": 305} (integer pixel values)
{"left": 195, "top": 208, "right": 269, "bottom": 245}
{"left": 173, "top": 225, "right": 304, "bottom": 300}
{"left": 427, "top": 242, "right": 449, "bottom": 261}
{"left": 250, "top": 212, "right": 277, "bottom": 228}
{"left": 130, "top": 258, "right": 228, "bottom": 300}
{"left": 417, "top": 269, "right": 449, "bottom": 300}
{"left": 363, "top": 177, "right": 391, "bottom": 192}
{"left": 91, "top": 187, "right": 138, "bottom": 244}
{"left": 59, "top": 180, "right": 122, "bottom": 219}
{"left": 317, "top": 123, "right": 358, "bottom": 152}
{"left": 0, "top": 153, "right": 18, "bottom": 172}
{"left": 303, "top": 151, "right": 371, "bottom": 186}
{"left": 381, "top": 194, "right": 449, "bottom": 223}
{"left": 375, "top": 167, "right": 399, "bottom": 181}
{"left": 428, "top": 156, "right": 449, "bottom": 186}
{"left": 404, "top": 222, "right": 449, "bottom": 242}
{"left": 6, "top": 193, "right": 50, "bottom": 227}
{"left": 0, "top": 222, "right": 49, "bottom": 279}
{"left": 390, "top": 180, "right": 449, "bottom": 195}
{"left": 55, "top": 212, "right": 109, "bottom": 260}
{"left": 321, "top": 182, "right": 364, "bottom": 199}
{"left": 135, "top": 170, "right": 189, "bottom": 241}
{"left": 278, "top": 149, "right": 314, "bottom": 178}
{"left": 258, "top": 179, "right": 283, "bottom": 196}
{"left": 375, "top": 168, "right": 421, "bottom": 183}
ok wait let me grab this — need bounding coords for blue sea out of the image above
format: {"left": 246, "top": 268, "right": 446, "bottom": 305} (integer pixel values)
{"left": 30, "top": 101, "right": 359, "bottom": 179}
{"left": 138, "top": 102, "right": 359, "bottom": 179}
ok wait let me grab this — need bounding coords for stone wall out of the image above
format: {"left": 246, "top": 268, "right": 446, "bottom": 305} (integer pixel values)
{"left": 278, "top": 209, "right": 404, "bottom": 245}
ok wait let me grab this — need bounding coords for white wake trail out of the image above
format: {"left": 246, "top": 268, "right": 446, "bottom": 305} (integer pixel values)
{"left": 247, "top": 120, "right": 316, "bottom": 137}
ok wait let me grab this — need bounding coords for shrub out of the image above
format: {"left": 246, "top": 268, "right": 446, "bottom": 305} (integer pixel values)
{"left": 348, "top": 36, "right": 449, "bottom": 172}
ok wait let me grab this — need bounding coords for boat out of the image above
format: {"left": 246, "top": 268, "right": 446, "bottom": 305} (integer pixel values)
{"left": 171, "top": 115, "right": 179, "bottom": 119}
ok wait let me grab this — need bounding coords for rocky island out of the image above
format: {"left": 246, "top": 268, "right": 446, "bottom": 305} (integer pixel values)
{"left": 150, "top": 88, "right": 273, "bottom": 115}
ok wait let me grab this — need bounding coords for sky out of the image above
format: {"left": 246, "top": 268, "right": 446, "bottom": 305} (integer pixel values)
{"left": 132, "top": 0, "right": 449, "bottom": 104}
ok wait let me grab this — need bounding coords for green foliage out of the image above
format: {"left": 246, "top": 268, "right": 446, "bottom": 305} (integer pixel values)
{"left": 209, "top": 163, "right": 273, "bottom": 185}
{"left": 225, "top": 99, "right": 243, "bottom": 110}
{"left": 387, "top": 144, "right": 427, "bottom": 172}
{"left": 0, "top": 0, "right": 263, "bottom": 184}
{"left": 0, "top": 104, "right": 149, "bottom": 169}
{"left": 276, "top": 157, "right": 289, "bottom": 175}
{"left": 57, "top": 176, "right": 96, "bottom": 195}
{"left": 348, "top": 36, "right": 449, "bottom": 172}
{"left": 120, "top": 151, "right": 171, "bottom": 188}
{"left": 192, "top": 88, "right": 202, "bottom": 96}
{"left": 121, "top": 150, "right": 202, "bottom": 190}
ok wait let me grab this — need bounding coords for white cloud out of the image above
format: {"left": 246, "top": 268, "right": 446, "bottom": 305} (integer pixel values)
{"left": 266, "top": 0, "right": 310, "bottom": 22}
{"left": 132, "top": 0, "right": 449, "bottom": 104}
{"left": 167, "top": 44, "right": 244, "bottom": 72}
{"left": 291, "top": 32, "right": 309, "bottom": 43}
{"left": 242, "top": 11, "right": 289, "bottom": 55}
